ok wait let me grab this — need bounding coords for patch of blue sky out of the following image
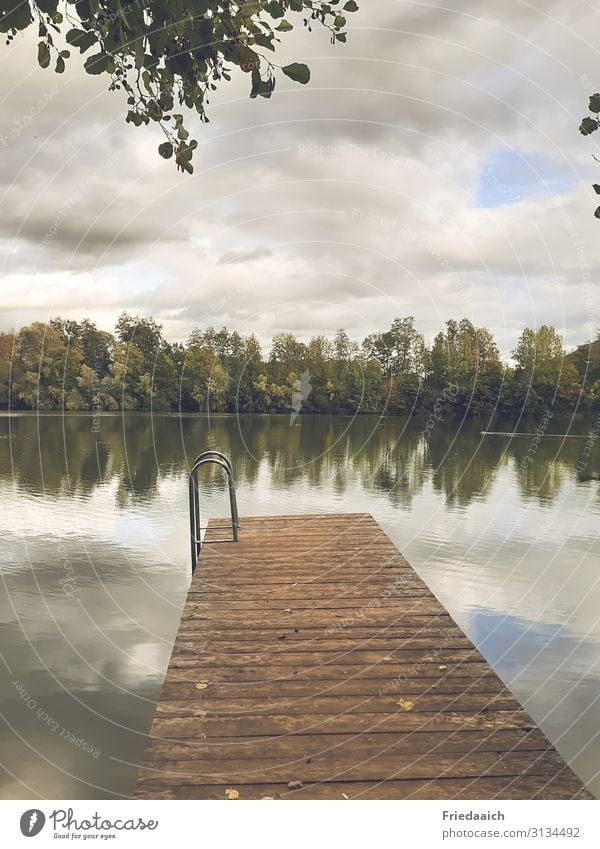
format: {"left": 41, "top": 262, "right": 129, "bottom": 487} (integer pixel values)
{"left": 476, "top": 150, "right": 578, "bottom": 208}
{"left": 105, "top": 261, "right": 168, "bottom": 296}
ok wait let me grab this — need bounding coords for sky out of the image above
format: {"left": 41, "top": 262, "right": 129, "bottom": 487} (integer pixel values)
{"left": 1, "top": 0, "right": 600, "bottom": 357}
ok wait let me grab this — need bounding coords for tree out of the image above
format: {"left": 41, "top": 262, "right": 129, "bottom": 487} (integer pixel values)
{"left": 51, "top": 317, "right": 113, "bottom": 377}
{"left": 269, "top": 332, "right": 306, "bottom": 382}
{"left": 425, "top": 319, "right": 502, "bottom": 413}
{"left": 0, "top": 331, "right": 14, "bottom": 407}
{"left": 511, "top": 325, "right": 577, "bottom": 412}
{"left": 1, "top": 1, "right": 359, "bottom": 173}
{"left": 12, "top": 321, "right": 82, "bottom": 409}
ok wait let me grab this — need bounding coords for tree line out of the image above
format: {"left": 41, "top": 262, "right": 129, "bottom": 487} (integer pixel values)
{"left": 0, "top": 314, "right": 598, "bottom": 416}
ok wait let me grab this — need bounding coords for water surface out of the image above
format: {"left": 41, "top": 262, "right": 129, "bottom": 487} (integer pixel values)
{"left": 1, "top": 412, "right": 599, "bottom": 798}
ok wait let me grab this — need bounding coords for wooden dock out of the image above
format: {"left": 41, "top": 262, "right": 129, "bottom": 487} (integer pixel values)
{"left": 134, "top": 513, "right": 591, "bottom": 800}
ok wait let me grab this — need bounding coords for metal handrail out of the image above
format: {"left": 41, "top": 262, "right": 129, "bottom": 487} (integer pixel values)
{"left": 189, "top": 452, "right": 239, "bottom": 574}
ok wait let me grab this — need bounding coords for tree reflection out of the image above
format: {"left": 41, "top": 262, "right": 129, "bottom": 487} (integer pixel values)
{"left": 1, "top": 413, "right": 598, "bottom": 508}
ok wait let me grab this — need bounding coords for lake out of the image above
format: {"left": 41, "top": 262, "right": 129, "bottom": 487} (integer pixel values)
{"left": 1, "top": 412, "right": 599, "bottom": 799}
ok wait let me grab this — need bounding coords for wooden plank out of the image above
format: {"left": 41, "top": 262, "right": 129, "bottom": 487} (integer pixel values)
{"left": 165, "top": 661, "right": 496, "bottom": 681}
{"left": 138, "top": 775, "right": 591, "bottom": 800}
{"left": 142, "top": 728, "right": 551, "bottom": 758}
{"left": 136, "top": 749, "right": 569, "bottom": 784}
{"left": 146, "top": 710, "right": 538, "bottom": 739}
{"left": 134, "top": 513, "right": 592, "bottom": 800}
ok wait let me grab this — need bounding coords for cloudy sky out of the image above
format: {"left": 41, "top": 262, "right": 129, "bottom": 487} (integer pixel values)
{"left": 1, "top": 0, "right": 600, "bottom": 357}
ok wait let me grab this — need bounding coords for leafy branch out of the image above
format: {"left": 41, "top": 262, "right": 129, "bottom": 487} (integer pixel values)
{"left": 579, "top": 92, "right": 600, "bottom": 216}
{"left": 0, "top": 0, "right": 359, "bottom": 173}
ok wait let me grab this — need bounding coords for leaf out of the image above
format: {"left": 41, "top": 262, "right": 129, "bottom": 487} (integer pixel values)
{"left": 579, "top": 116, "right": 598, "bottom": 136}
{"left": 397, "top": 698, "right": 415, "bottom": 712}
{"left": 589, "top": 93, "right": 600, "bottom": 113}
{"left": 36, "top": 0, "right": 59, "bottom": 14}
{"left": 225, "top": 788, "right": 240, "bottom": 799}
{"left": 194, "top": 681, "right": 208, "bottom": 690}
{"left": 287, "top": 780, "right": 303, "bottom": 789}
{"left": 276, "top": 20, "right": 293, "bottom": 32}
{"left": 254, "top": 33, "right": 275, "bottom": 51}
{"left": 344, "top": 0, "right": 359, "bottom": 10}
{"left": 594, "top": 205, "right": 600, "bottom": 219}
{"left": 593, "top": 184, "right": 600, "bottom": 195}
{"left": 283, "top": 607, "right": 292, "bottom": 613}
{"left": 438, "top": 665, "right": 448, "bottom": 670}
{"left": 66, "top": 28, "right": 97, "bottom": 54}
{"left": 37, "top": 42, "right": 51, "bottom": 69}
{"left": 55, "top": 56, "right": 65, "bottom": 74}
{"left": 266, "top": 1, "right": 285, "bottom": 18}
{"left": 158, "top": 142, "right": 174, "bottom": 160}
{"left": 282, "top": 63, "right": 310, "bottom": 85}
{"left": 84, "top": 52, "right": 111, "bottom": 75}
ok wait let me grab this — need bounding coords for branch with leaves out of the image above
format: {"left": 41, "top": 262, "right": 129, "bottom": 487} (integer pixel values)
{"left": 579, "top": 92, "right": 600, "bottom": 216}
{"left": 1, "top": 0, "right": 359, "bottom": 172}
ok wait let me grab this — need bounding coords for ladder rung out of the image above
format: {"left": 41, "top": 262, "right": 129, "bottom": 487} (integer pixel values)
{"left": 201, "top": 538, "right": 238, "bottom": 545}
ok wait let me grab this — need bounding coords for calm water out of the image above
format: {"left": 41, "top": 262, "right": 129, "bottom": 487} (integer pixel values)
{"left": 1, "top": 412, "right": 599, "bottom": 799}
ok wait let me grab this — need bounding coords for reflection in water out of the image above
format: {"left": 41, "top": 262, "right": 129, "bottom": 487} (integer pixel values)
{"left": 0, "top": 412, "right": 599, "bottom": 798}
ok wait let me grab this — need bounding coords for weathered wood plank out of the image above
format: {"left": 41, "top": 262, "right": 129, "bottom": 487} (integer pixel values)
{"left": 142, "top": 728, "right": 550, "bottom": 759}
{"left": 138, "top": 775, "right": 590, "bottom": 800}
{"left": 146, "top": 709, "right": 538, "bottom": 739}
{"left": 136, "top": 748, "right": 569, "bottom": 784}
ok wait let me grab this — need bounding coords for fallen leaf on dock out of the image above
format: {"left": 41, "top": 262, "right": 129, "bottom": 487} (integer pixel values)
{"left": 382, "top": 656, "right": 392, "bottom": 662}
{"left": 225, "top": 788, "right": 240, "bottom": 799}
{"left": 287, "top": 780, "right": 303, "bottom": 789}
{"left": 397, "top": 698, "right": 415, "bottom": 712}
{"left": 438, "top": 665, "right": 448, "bottom": 671}
{"left": 342, "top": 793, "right": 350, "bottom": 800}
{"left": 283, "top": 608, "right": 292, "bottom": 613}
{"left": 194, "top": 682, "right": 208, "bottom": 690}
{"left": 277, "top": 633, "right": 286, "bottom": 639}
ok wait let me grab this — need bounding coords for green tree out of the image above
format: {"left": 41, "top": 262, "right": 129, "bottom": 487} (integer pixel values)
{"left": 269, "top": 332, "right": 306, "bottom": 383}
{"left": 101, "top": 341, "right": 144, "bottom": 409}
{"left": 0, "top": 331, "right": 14, "bottom": 407}
{"left": 511, "top": 325, "right": 579, "bottom": 412}
{"left": 12, "top": 321, "right": 82, "bottom": 409}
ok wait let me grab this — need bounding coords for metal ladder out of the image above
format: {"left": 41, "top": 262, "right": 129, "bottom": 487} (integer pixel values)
{"left": 189, "top": 451, "right": 239, "bottom": 574}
